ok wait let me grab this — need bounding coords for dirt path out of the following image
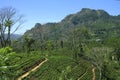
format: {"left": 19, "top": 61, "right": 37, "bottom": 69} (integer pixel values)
{"left": 92, "top": 65, "right": 96, "bottom": 80}
{"left": 17, "top": 58, "right": 48, "bottom": 80}
{"left": 77, "top": 66, "right": 90, "bottom": 80}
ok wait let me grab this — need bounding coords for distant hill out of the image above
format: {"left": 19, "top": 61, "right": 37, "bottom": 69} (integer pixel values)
{"left": 4, "top": 34, "right": 22, "bottom": 40}
{"left": 24, "top": 8, "right": 120, "bottom": 41}
{"left": 11, "top": 34, "right": 22, "bottom": 40}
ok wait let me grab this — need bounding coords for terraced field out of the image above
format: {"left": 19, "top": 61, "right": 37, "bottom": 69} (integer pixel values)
{"left": 23, "top": 54, "right": 98, "bottom": 80}
{"left": 0, "top": 52, "right": 45, "bottom": 80}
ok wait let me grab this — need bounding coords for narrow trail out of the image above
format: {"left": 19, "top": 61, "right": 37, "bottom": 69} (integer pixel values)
{"left": 77, "top": 65, "right": 95, "bottom": 80}
{"left": 92, "top": 65, "right": 96, "bottom": 80}
{"left": 17, "top": 58, "right": 48, "bottom": 80}
{"left": 77, "top": 66, "right": 90, "bottom": 80}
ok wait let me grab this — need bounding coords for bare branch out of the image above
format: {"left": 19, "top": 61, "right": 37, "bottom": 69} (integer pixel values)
{"left": 0, "top": 7, "right": 24, "bottom": 47}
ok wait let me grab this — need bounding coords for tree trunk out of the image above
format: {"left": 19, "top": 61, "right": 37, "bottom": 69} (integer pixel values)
{"left": 0, "top": 34, "right": 6, "bottom": 47}
{"left": 7, "top": 26, "right": 11, "bottom": 46}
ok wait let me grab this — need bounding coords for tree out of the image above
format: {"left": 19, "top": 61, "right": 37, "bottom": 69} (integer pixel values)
{"left": 23, "top": 35, "right": 35, "bottom": 53}
{"left": 72, "top": 26, "right": 92, "bottom": 59}
{"left": 0, "top": 7, "right": 23, "bottom": 47}
{"left": 105, "top": 38, "right": 120, "bottom": 61}
{"left": 88, "top": 47, "right": 112, "bottom": 80}
{"left": 60, "top": 40, "right": 64, "bottom": 48}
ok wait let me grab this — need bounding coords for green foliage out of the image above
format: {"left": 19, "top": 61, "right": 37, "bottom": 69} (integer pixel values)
{"left": 0, "top": 47, "right": 16, "bottom": 66}
{"left": 0, "top": 47, "right": 12, "bottom": 54}
{"left": 24, "top": 8, "right": 120, "bottom": 42}
{"left": 0, "top": 47, "right": 16, "bottom": 79}
{"left": 23, "top": 35, "right": 35, "bottom": 53}
{"left": 102, "top": 61, "right": 120, "bottom": 80}
{"left": 3, "top": 8, "right": 120, "bottom": 80}
{"left": 105, "top": 38, "right": 120, "bottom": 61}
{"left": 4, "top": 20, "right": 13, "bottom": 27}
{"left": 0, "top": 50, "right": 44, "bottom": 79}
{"left": 46, "top": 40, "right": 54, "bottom": 50}
{"left": 24, "top": 52, "right": 94, "bottom": 80}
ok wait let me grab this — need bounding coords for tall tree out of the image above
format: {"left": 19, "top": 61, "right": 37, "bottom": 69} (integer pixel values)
{"left": 72, "top": 26, "right": 92, "bottom": 59}
{"left": 23, "top": 35, "right": 35, "bottom": 53}
{"left": 0, "top": 7, "right": 23, "bottom": 47}
{"left": 88, "top": 47, "right": 112, "bottom": 80}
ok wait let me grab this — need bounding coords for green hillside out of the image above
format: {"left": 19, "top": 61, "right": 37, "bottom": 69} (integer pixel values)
{"left": 22, "top": 8, "right": 120, "bottom": 80}
{"left": 0, "top": 8, "right": 120, "bottom": 80}
{"left": 24, "top": 8, "right": 120, "bottom": 41}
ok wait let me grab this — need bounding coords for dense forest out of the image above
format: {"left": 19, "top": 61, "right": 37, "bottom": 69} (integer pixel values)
{"left": 0, "top": 8, "right": 120, "bottom": 80}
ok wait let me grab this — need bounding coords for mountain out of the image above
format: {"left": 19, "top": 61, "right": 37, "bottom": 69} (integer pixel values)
{"left": 11, "top": 34, "right": 22, "bottom": 40}
{"left": 4, "top": 34, "right": 22, "bottom": 40}
{"left": 24, "top": 8, "right": 120, "bottom": 41}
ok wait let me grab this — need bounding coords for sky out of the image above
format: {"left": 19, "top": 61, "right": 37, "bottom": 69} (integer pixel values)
{"left": 0, "top": 0, "right": 120, "bottom": 34}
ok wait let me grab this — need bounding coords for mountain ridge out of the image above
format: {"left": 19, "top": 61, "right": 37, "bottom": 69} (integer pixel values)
{"left": 24, "top": 8, "right": 120, "bottom": 40}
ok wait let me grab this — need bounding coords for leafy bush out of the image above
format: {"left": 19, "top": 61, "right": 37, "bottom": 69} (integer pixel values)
{"left": 0, "top": 47, "right": 16, "bottom": 80}
{"left": 0, "top": 47, "right": 13, "bottom": 54}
